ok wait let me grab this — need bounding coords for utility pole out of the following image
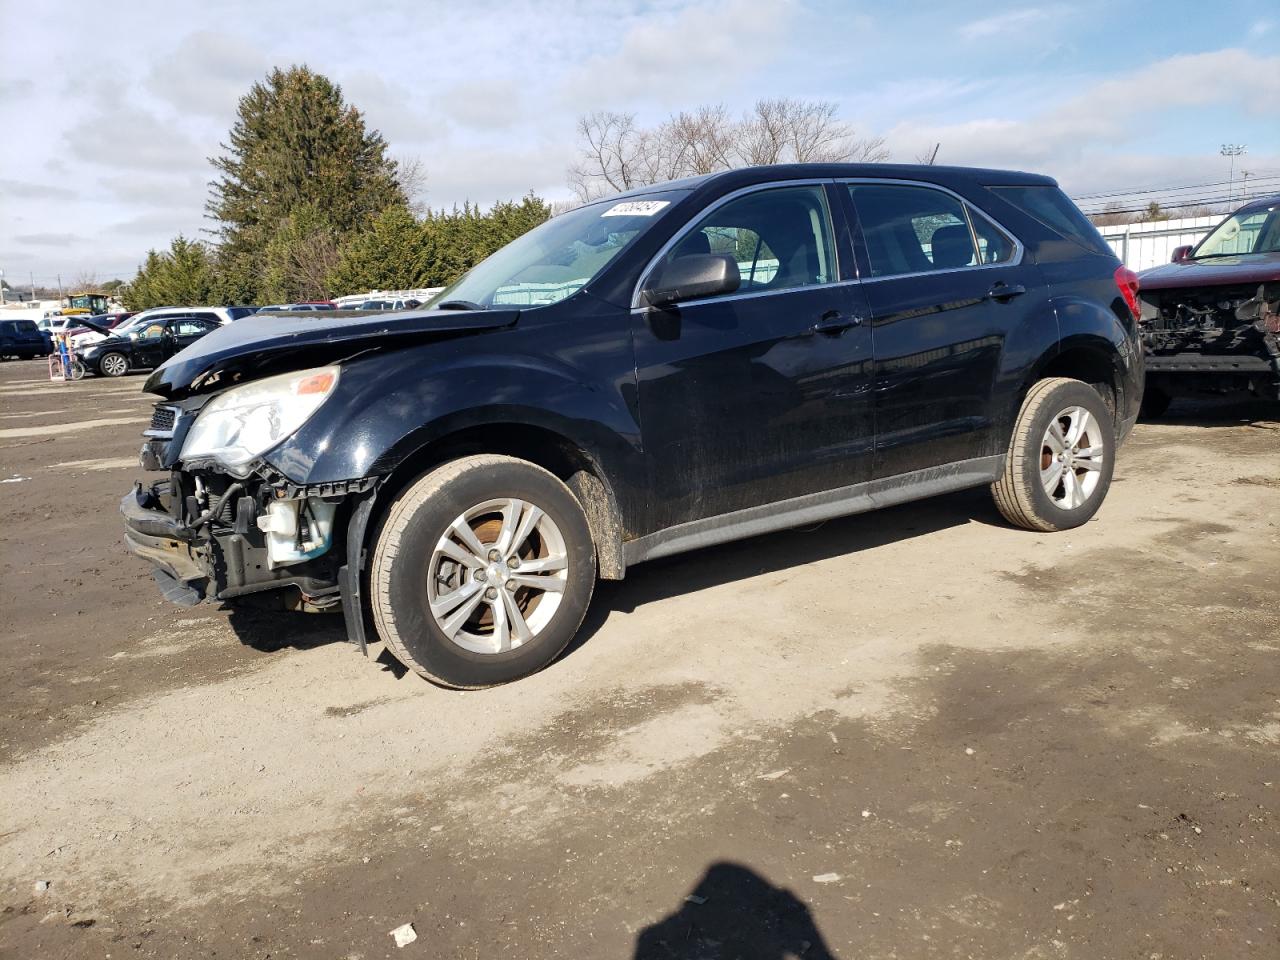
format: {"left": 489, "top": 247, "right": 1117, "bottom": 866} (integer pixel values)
{"left": 30, "top": 271, "right": 36, "bottom": 302}
{"left": 1240, "top": 169, "right": 1252, "bottom": 201}
{"left": 1220, "top": 144, "right": 1246, "bottom": 207}
{"left": 1, "top": 269, "right": 6, "bottom": 306}
{"left": 56, "top": 273, "right": 63, "bottom": 301}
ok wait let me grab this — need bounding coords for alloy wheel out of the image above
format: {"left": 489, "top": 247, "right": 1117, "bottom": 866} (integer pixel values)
{"left": 1040, "top": 405, "right": 1106, "bottom": 510}
{"left": 426, "top": 497, "right": 568, "bottom": 654}
{"left": 102, "top": 353, "right": 128, "bottom": 377}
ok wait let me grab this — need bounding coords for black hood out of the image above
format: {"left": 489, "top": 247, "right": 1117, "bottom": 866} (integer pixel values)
{"left": 76, "top": 318, "right": 117, "bottom": 336}
{"left": 144, "top": 308, "right": 519, "bottom": 399}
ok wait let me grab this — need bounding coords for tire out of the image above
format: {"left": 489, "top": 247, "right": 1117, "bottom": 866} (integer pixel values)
{"left": 370, "top": 454, "right": 597, "bottom": 688}
{"left": 991, "top": 377, "right": 1115, "bottom": 532}
{"left": 1140, "top": 386, "right": 1171, "bottom": 419}
{"left": 99, "top": 351, "right": 129, "bottom": 377}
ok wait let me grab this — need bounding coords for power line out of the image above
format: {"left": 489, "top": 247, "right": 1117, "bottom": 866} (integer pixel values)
{"left": 1077, "top": 194, "right": 1269, "bottom": 216}
{"left": 1069, "top": 167, "right": 1280, "bottom": 201}
{"left": 1072, "top": 175, "right": 1280, "bottom": 206}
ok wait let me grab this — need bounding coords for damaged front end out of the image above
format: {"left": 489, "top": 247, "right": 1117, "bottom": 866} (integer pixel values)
{"left": 118, "top": 304, "right": 522, "bottom": 649}
{"left": 1139, "top": 282, "right": 1280, "bottom": 397}
{"left": 121, "top": 369, "right": 380, "bottom": 650}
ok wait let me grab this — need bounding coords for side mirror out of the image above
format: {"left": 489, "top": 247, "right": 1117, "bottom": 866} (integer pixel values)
{"left": 1171, "top": 245, "right": 1193, "bottom": 263}
{"left": 642, "top": 253, "right": 740, "bottom": 308}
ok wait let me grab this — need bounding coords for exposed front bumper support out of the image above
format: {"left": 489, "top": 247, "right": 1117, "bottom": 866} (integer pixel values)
{"left": 120, "top": 485, "right": 211, "bottom": 601}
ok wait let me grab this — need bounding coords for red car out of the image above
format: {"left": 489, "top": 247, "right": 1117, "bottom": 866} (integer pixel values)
{"left": 1137, "top": 195, "right": 1280, "bottom": 415}
{"left": 66, "top": 311, "right": 136, "bottom": 339}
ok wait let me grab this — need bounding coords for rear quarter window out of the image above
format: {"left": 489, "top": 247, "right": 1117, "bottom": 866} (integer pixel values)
{"left": 991, "top": 185, "right": 1112, "bottom": 257}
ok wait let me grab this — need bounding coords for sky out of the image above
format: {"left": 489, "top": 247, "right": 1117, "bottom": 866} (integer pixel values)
{"left": 1, "top": 0, "right": 1277, "bottom": 287}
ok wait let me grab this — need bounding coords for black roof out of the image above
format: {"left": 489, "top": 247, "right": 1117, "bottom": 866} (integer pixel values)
{"left": 1237, "top": 193, "right": 1280, "bottom": 214}
{"left": 610, "top": 163, "right": 1058, "bottom": 201}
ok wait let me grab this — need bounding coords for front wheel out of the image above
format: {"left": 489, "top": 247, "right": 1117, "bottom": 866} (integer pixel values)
{"left": 370, "top": 455, "right": 597, "bottom": 688}
{"left": 992, "top": 377, "right": 1115, "bottom": 532}
{"left": 99, "top": 352, "right": 129, "bottom": 377}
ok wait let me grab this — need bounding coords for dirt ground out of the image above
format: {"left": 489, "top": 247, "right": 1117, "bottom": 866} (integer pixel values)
{"left": 0, "top": 357, "right": 1277, "bottom": 960}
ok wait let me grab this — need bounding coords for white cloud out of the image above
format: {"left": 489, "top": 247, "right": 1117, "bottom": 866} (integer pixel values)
{"left": 562, "top": 0, "right": 796, "bottom": 108}
{"left": 0, "top": 179, "right": 79, "bottom": 202}
{"left": 438, "top": 79, "right": 525, "bottom": 131}
{"left": 885, "top": 48, "right": 1280, "bottom": 191}
{"left": 145, "top": 30, "right": 271, "bottom": 120}
{"left": 959, "top": 7, "right": 1059, "bottom": 40}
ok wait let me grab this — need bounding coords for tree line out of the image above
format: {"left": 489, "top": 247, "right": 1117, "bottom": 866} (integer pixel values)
{"left": 123, "top": 67, "right": 888, "bottom": 310}
{"left": 124, "top": 66, "right": 552, "bottom": 310}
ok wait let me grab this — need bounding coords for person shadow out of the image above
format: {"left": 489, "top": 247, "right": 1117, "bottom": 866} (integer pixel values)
{"left": 633, "top": 861, "right": 840, "bottom": 960}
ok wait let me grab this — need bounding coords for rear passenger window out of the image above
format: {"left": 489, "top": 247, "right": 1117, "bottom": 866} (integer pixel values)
{"left": 174, "top": 319, "right": 214, "bottom": 337}
{"left": 992, "top": 185, "right": 1111, "bottom": 256}
{"left": 970, "top": 208, "right": 1017, "bottom": 264}
{"left": 847, "top": 184, "right": 977, "bottom": 277}
{"left": 661, "top": 184, "right": 836, "bottom": 295}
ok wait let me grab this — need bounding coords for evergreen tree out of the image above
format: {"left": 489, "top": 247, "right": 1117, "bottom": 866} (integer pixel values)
{"left": 207, "top": 65, "right": 405, "bottom": 298}
{"left": 122, "top": 236, "right": 216, "bottom": 310}
{"left": 260, "top": 203, "right": 342, "bottom": 303}
{"left": 328, "top": 205, "right": 432, "bottom": 295}
{"left": 328, "top": 195, "right": 552, "bottom": 296}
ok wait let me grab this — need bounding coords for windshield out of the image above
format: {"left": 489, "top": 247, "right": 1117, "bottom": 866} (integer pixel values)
{"left": 426, "top": 191, "right": 686, "bottom": 309}
{"left": 1193, "top": 204, "right": 1280, "bottom": 259}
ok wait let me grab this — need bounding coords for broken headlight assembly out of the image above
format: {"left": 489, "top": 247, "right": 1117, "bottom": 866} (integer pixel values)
{"left": 181, "top": 365, "right": 340, "bottom": 476}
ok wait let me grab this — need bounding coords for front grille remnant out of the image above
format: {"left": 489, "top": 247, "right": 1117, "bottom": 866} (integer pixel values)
{"left": 146, "top": 405, "right": 177, "bottom": 438}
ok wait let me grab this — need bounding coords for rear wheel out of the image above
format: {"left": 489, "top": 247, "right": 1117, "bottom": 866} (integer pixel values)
{"left": 370, "top": 455, "right": 596, "bottom": 688}
{"left": 992, "top": 377, "right": 1115, "bottom": 532}
{"left": 99, "top": 352, "right": 129, "bottom": 377}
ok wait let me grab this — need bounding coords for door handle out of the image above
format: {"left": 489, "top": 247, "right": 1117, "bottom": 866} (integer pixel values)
{"left": 810, "top": 311, "right": 862, "bottom": 336}
{"left": 987, "top": 281, "right": 1027, "bottom": 302}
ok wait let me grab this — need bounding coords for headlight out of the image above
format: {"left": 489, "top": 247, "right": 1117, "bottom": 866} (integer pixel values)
{"left": 181, "top": 365, "right": 340, "bottom": 475}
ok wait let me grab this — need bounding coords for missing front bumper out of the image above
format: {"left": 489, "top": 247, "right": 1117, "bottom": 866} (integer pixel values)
{"left": 120, "top": 485, "right": 211, "bottom": 594}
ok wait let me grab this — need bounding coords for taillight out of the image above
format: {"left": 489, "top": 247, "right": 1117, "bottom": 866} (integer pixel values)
{"left": 1114, "top": 265, "right": 1140, "bottom": 319}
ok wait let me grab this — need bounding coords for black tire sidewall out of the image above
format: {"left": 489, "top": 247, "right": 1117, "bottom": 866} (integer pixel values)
{"left": 379, "top": 463, "right": 595, "bottom": 687}
{"left": 1018, "top": 382, "right": 1115, "bottom": 529}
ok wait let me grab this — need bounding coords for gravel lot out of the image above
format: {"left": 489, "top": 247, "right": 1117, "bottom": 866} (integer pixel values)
{"left": 1, "top": 358, "right": 1277, "bottom": 960}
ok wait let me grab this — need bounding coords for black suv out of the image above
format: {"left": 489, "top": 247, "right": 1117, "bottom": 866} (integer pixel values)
{"left": 0, "top": 319, "right": 46, "bottom": 359}
{"left": 122, "top": 164, "right": 1143, "bottom": 687}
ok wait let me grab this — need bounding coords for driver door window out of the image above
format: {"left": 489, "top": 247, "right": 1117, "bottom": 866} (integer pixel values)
{"left": 658, "top": 185, "right": 837, "bottom": 298}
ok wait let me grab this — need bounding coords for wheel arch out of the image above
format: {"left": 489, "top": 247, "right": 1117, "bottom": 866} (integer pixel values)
{"left": 1017, "top": 334, "right": 1128, "bottom": 425}
{"left": 366, "top": 420, "right": 627, "bottom": 580}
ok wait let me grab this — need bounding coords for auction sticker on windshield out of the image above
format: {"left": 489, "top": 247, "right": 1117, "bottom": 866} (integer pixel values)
{"left": 601, "top": 200, "right": 670, "bottom": 217}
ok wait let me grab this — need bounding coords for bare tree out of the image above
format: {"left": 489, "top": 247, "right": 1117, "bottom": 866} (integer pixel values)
{"left": 395, "top": 155, "right": 430, "bottom": 215}
{"left": 71, "top": 270, "right": 100, "bottom": 291}
{"left": 568, "top": 112, "right": 648, "bottom": 200}
{"left": 740, "top": 98, "right": 887, "bottom": 166}
{"left": 569, "top": 98, "right": 889, "bottom": 201}
{"left": 1088, "top": 203, "right": 1134, "bottom": 227}
{"left": 914, "top": 143, "right": 941, "bottom": 165}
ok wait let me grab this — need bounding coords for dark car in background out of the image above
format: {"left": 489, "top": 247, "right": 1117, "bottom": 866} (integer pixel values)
{"left": 256, "top": 302, "right": 338, "bottom": 312}
{"left": 80, "top": 314, "right": 223, "bottom": 377}
{"left": 1137, "top": 195, "right": 1280, "bottom": 415}
{"left": 122, "top": 163, "right": 1142, "bottom": 688}
{"left": 0, "top": 319, "right": 46, "bottom": 359}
